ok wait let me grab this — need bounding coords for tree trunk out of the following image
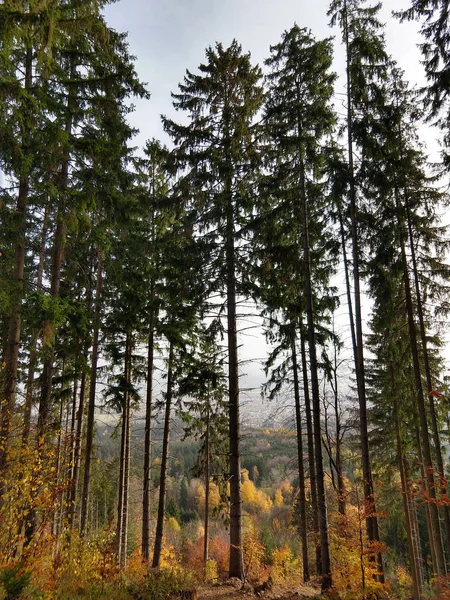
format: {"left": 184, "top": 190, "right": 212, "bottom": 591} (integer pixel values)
{"left": 80, "top": 248, "right": 104, "bottom": 535}
{"left": 299, "top": 326, "right": 320, "bottom": 575}
{"left": 226, "top": 189, "right": 244, "bottom": 580}
{"left": 394, "top": 398, "right": 423, "bottom": 600}
{"left": 342, "top": 2, "right": 384, "bottom": 579}
{"left": 299, "top": 158, "right": 332, "bottom": 591}
{"left": 116, "top": 382, "right": 127, "bottom": 560}
{"left": 67, "top": 368, "right": 87, "bottom": 533}
{"left": 292, "top": 338, "right": 310, "bottom": 582}
{"left": 142, "top": 313, "right": 155, "bottom": 560}
{"left": 405, "top": 200, "right": 450, "bottom": 559}
{"left": 332, "top": 333, "right": 346, "bottom": 516}
{"left": 204, "top": 408, "right": 210, "bottom": 566}
{"left": 120, "top": 335, "right": 132, "bottom": 567}
{"left": 52, "top": 393, "right": 65, "bottom": 538}
{"left": 396, "top": 195, "right": 446, "bottom": 579}
{"left": 152, "top": 342, "right": 175, "bottom": 569}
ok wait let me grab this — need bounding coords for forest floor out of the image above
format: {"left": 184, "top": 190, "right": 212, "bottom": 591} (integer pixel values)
{"left": 198, "top": 578, "right": 321, "bottom": 600}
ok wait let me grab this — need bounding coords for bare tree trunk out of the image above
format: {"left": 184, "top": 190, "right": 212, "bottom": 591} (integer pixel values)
{"left": 142, "top": 312, "right": 155, "bottom": 560}
{"left": 67, "top": 369, "right": 87, "bottom": 533}
{"left": 52, "top": 393, "right": 65, "bottom": 538}
{"left": 204, "top": 408, "right": 210, "bottom": 566}
{"left": 397, "top": 205, "right": 446, "bottom": 579}
{"left": 299, "top": 158, "right": 332, "bottom": 591}
{"left": 120, "top": 336, "right": 132, "bottom": 567}
{"left": 292, "top": 338, "right": 310, "bottom": 582}
{"left": 80, "top": 248, "right": 103, "bottom": 536}
{"left": 152, "top": 342, "right": 174, "bottom": 569}
{"left": 405, "top": 201, "right": 450, "bottom": 558}
{"left": 299, "top": 327, "right": 320, "bottom": 575}
{"left": 331, "top": 333, "right": 346, "bottom": 516}
{"left": 226, "top": 177, "right": 244, "bottom": 580}
{"left": 116, "top": 385, "right": 127, "bottom": 561}
{"left": 395, "top": 401, "right": 423, "bottom": 600}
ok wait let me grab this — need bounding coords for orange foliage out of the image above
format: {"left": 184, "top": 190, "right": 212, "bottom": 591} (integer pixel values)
{"left": 243, "top": 528, "right": 268, "bottom": 583}
{"left": 329, "top": 506, "right": 388, "bottom": 599}
{"left": 208, "top": 535, "right": 230, "bottom": 575}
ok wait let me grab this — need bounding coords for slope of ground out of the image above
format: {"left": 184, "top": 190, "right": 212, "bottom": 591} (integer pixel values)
{"left": 198, "top": 579, "right": 321, "bottom": 600}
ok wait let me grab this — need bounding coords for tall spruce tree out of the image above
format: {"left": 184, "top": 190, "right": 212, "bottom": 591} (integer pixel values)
{"left": 0, "top": 0, "right": 54, "bottom": 493}
{"left": 162, "top": 41, "right": 263, "bottom": 579}
{"left": 261, "top": 26, "right": 339, "bottom": 590}
{"left": 328, "top": 0, "right": 389, "bottom": 580}
{"left": 137, "top": 138, "right": 172, "bottom": 560}
{"left": 364, "top": 62, "right": 450, "bottom": 582}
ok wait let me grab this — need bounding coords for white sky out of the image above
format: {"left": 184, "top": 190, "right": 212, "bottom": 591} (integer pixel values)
{"left": 101, "top": 1, "right": 442, "bottom": 396}
{"left": 103, "top": 0, "right": 427, "bottom": 151}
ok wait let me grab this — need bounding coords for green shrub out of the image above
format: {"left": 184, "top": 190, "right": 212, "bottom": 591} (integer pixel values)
{"left": 0, "top": 564, "right": 31, "bottom": 600}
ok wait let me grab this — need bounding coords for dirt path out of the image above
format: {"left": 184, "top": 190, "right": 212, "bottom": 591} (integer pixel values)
{"left": 197, "top": 580, "right": 320, "bottom": 600}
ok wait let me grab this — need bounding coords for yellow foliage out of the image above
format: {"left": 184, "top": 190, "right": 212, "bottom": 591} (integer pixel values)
{"left": 205, "top": 558, "right": 218, "bottom": 582}
{"left": 329, "top": 504, "right": 388, "bottom": 599}
{"left": 274, "top": 489, "right": 283, "bottom": 506}
{"left": 26, "top": 530, "right": 120, "bottom": 599}
{"left": 193, "top": 481, "right": 206, "bottom": 513}
{"left": 208, "top": 481, "right": 221, "bottom": 510}
{"left": 167, "top": 516, "right": 181, "bottom": 533}
{"left": 271, "top": 546, "right": 300, "bottom": 583}
{"left": 278, "top": 480, "right": 293, "bottom": 500}
{"left": 242, "top": 480, "right": 272, "bottom": 514}
{"left": 242, "top": 479, "right": 256, "bottom": 503}
{"left": 160, "top": 545, "right": 181, "bottom": 572}
{"left": 160, "top": 545, "right": 197, "bottom": 590}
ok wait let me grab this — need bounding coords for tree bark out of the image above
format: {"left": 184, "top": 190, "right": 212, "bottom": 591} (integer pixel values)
{"left": 152, "top": 342, "right": 175, "bottom": 569}
{"left": 292, "top": 338, "right": 310, "bottom": 582}
{"left": 226, "top": 186, "right": 244, "bottom": 580}
{"left": 142, "top": 314, "right": 155, "bottom": 560}
{"left": 299, "top": 157, "right": 332, "bottom": 591}
{"left": 204, "top": 408, "right": 210, "bottom": 566}
{"left": 299, "top": 327, "right": 320, "bottom": 575}
{"left": 396, "top": 196, "right": 446, "bottom": 579}
{"left": 80, "top": 248, "right": 103, "bottom": 536}
{"left": 119, "top": 334, "right": 132, "bottom": 567}
{"left": 394, "top": 397, "right": 424, "bottom": 600}
{"left": 67, "top": 369, "right": 87, "bottom": 533}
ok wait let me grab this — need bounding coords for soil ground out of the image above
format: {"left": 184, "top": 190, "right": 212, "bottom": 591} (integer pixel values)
{"left": 197, "top": 579, "right": 321, "bottom": 600}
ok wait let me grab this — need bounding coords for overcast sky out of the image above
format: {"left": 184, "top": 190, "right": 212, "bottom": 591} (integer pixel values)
{"left": 103, "top": 0, "right": 425, "bottom": 152}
